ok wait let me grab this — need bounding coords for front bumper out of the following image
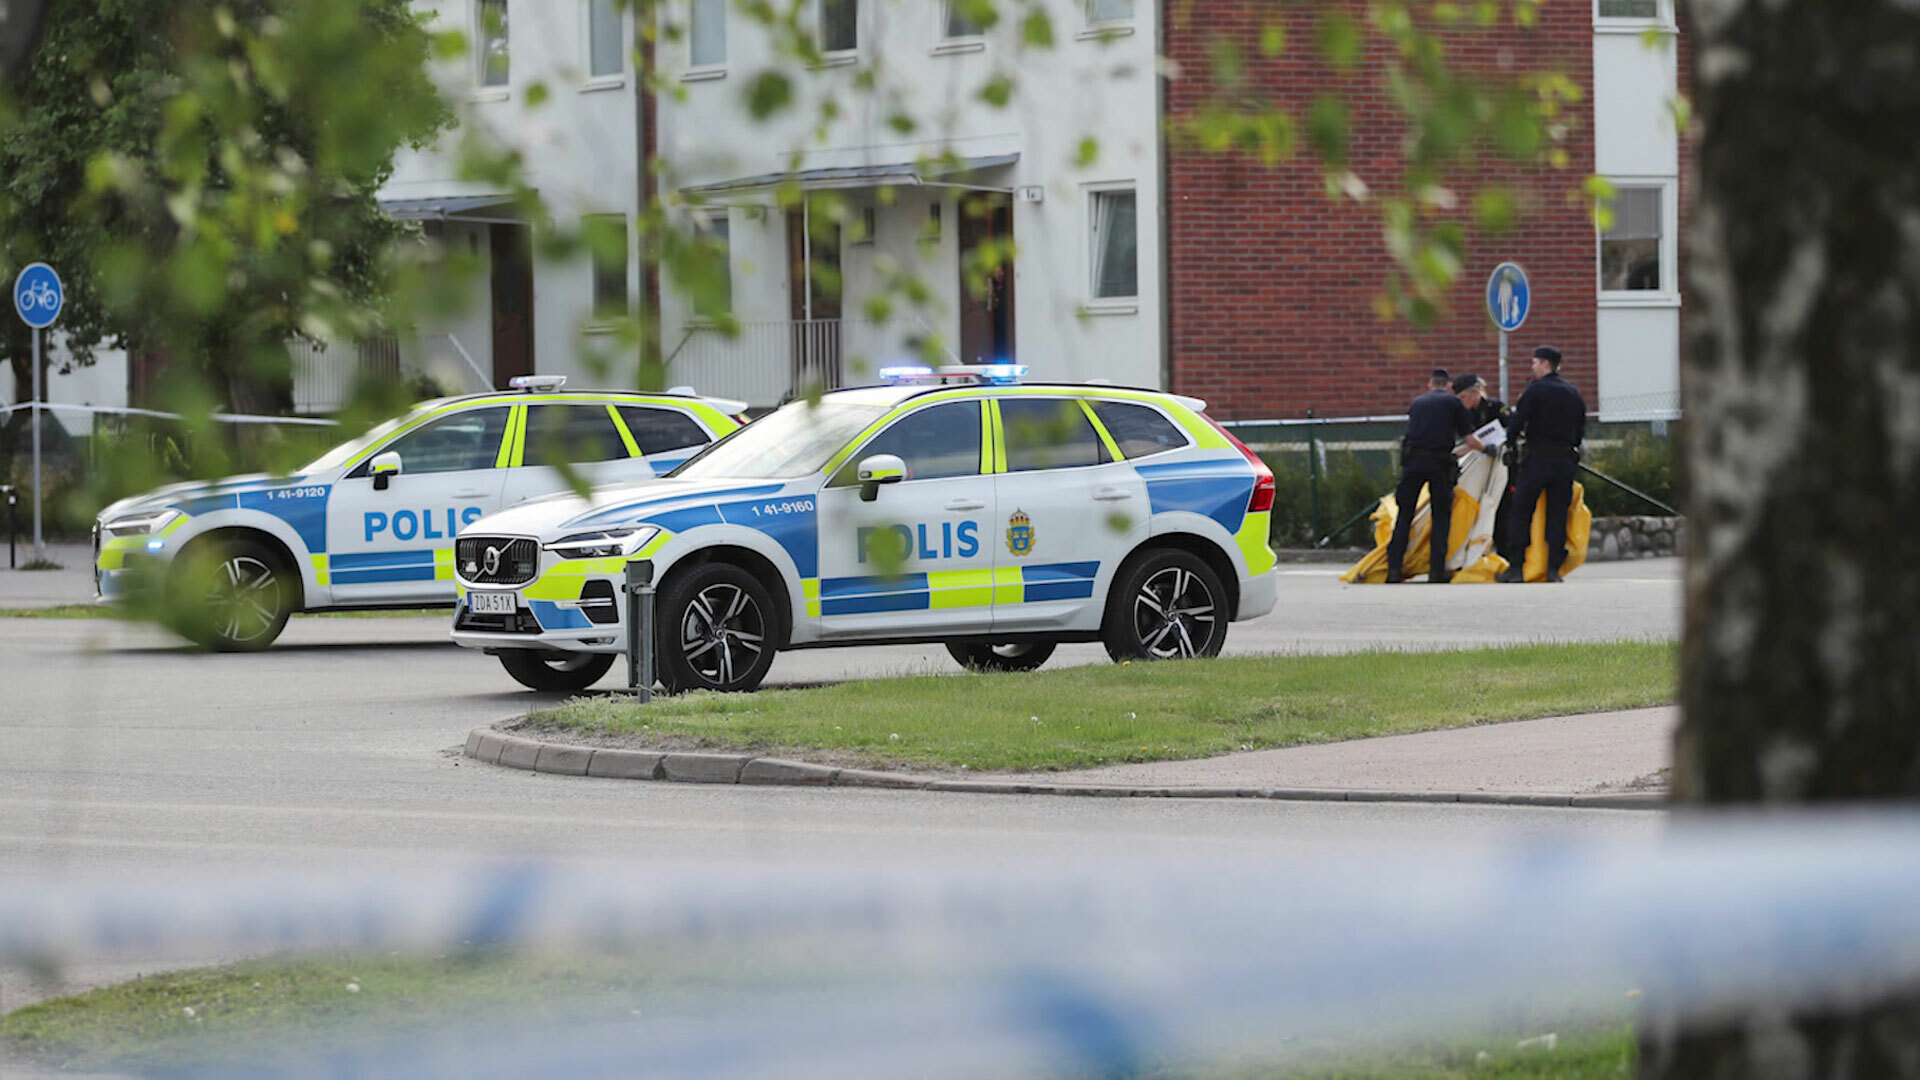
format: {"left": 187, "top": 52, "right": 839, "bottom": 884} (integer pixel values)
{"left": 451, "top": 552, "right": 629, "bottom": 654}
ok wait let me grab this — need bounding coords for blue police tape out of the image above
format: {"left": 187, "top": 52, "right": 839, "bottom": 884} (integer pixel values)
{"left": 7, "top": 814, "right": 1920, "bottom": 1077}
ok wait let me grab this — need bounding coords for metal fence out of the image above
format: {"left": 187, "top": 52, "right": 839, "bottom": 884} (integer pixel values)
{"left": 289, "top": 335, "right": 403, "bottom": 415}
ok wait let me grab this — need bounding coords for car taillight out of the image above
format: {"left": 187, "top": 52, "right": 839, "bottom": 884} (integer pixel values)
{"left": 1205, "top": 415, "right": 1276, "bottom": 514}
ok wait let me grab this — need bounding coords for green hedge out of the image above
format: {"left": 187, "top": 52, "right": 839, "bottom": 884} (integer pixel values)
{"left": 1581, "top": 428, "right": 1682, "bottom": 517}
{"left": 1260, "top": 448, "right": 1398, "bottom": 548}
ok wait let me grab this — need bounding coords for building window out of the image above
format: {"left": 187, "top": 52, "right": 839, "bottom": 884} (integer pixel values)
{"left": 694, "top": 210, "right": 731, "bottom": 319}
{"left": 1599, "top": 184, "right": 1664, "bottom": 294}
{"left": 690, "top": 0, "right": 726, "bottom": 68}
{"left": 477, "top": 0, "right": 510, "bottom": 87}
{"left": 587, "top": 0, "right": 623, "bottom": 78}
{"left": 818, "top": 0, "right": 857, "bottom": 54}
{"left": 587, "top": 214, "right": 629, "bottom": 322}
{"left": 1087, "top": 0, "right": 1133, "bottom": 23}
{"left": 1090, "top": 188, "right": 1137, "bottom": 300}
{"left": 1596, "top": 0, "right": 1660, "bottom": 17}
{"left": 945, "top": 2, "right": 985, "bottom": 38}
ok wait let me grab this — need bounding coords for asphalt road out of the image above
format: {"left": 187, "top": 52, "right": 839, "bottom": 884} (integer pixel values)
{"left": 0, "top": 555, "right": 1680, "bottom": 1010}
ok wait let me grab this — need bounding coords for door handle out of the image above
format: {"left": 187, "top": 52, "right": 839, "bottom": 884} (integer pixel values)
{"left": 1093, "top": 487, "right": 1132, "bottom": 502}
{"left": 453, "top": 490, "right": 492, "bottom": 500}
{"left": 944, "top": 499, "right": 986, "bottom": 512}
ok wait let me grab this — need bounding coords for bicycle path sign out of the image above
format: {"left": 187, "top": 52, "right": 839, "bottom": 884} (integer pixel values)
{"left": 15, "top": 262, "right": 63, "bottom": 329}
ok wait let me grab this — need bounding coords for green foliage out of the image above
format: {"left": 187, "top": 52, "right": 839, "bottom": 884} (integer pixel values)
{"left": 1582, "top": 429, "right": 1682, "bottom": 517}
{"left": 1260, "top": 447, "right": 1400, "bottom": 547}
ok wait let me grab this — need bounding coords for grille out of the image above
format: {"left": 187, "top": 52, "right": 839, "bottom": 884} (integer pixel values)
{"left": 454, "top": 607, "right": 543, "bottom": 634}
{"left": 456, "top": 537, "right": 538, "bottom": 586}
{"left": 579, "top": 580, "right": 620, "bottom": 625}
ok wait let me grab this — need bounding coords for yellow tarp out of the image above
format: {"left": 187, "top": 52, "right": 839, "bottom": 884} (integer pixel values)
{"left": 1340, "top": 455, "right": 1590, "bottom": 584}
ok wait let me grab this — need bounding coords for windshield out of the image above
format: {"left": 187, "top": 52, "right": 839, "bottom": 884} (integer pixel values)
{"left": 671, "top": 401, "right": 890, "bottom": 480}
{"left": 296, "top": 413, "right": 417, "bottom": 474}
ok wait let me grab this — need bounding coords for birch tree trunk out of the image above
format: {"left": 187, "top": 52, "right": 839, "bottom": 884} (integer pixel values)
{"left": 1643, "top": 0, "right": 1920, "bottom": 1075}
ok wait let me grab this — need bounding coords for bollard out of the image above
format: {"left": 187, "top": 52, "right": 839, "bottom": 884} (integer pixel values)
{"left": 623, "top": 559, "right": 656, "bottom": 703}
{"left": 1305, "top": 406, "right": 1322, "bottom": 542}
{"left": 3, "top": 485, "right": 14, "bottom": 569}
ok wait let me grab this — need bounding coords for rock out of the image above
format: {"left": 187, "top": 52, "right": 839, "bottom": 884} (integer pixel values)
{"left": 1601, "top": 532, "right": 1621, "bottom": 561}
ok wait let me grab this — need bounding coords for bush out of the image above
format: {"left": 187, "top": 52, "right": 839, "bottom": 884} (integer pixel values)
{"left": 1582, "top": 428, "right": 1682, "bottom": 517}
{"left": 1261, "top": 448, "right": 1398, "bottom": 548}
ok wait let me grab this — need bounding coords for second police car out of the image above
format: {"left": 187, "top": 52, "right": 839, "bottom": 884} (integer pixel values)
{"left": 451, "top": 366, "right": 1279, "bottom": 692}
{"left": 91, "top": 377, "right": 744, "bottom": 650}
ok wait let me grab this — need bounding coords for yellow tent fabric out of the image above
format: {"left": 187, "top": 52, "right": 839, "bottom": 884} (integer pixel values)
{"left": 1341, "top": 471, "right": 1592, "bottom": 584}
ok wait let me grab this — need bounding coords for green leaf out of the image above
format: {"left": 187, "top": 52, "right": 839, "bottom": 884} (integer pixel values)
{"left": 1259, "top": 22, "right": 1285, "bottom": 57}
{"left": 1022, "top": 9, "right": 1055, "bottom": 49}
{"left": 977, "top": 73, "right": 1014, "bottom": 108}
{"left": 744, "top": 70, "right": 793, "bottom": 119}
{"left": 1074, "top": 136, "right": 1100, "bottom": 167}
{"left": 1307, "top": 95, "right": 1349, "bottom": 167}
{"left": 524, "top": 81, "right": 549, "bottom": 107}
{"left": 1318, "top": 11, "right": 1361, "bottom": 71}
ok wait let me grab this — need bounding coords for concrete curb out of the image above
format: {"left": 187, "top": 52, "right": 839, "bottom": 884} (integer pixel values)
{"left": 464, "top": 727, "right": 1667, "bottom": 810}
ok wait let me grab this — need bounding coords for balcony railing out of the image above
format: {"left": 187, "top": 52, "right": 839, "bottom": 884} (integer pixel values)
{"left": 666, "top": 318, "right": 945, "bottom": 408}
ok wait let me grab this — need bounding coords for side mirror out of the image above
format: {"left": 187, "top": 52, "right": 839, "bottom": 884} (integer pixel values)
{"left": 370, "top": 451, "right": 403, "bottom": 492}
{"left": 857, "top": 453, "right": 906, "bottom": 503}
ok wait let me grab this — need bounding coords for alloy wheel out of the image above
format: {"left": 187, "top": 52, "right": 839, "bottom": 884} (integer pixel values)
{"left": 1130, "top": 566, "right": 1217, "bottom": 659}
{"left": 204, "top": 555, "right": 284, "bottom": 646}
{"left": 680, "top": 582, "right": 767, "bottom": 686}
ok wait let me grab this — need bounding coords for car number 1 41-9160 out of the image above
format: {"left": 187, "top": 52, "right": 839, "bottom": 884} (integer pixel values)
{"left": 468, "top": 592, "right": 518, "bottom": 615}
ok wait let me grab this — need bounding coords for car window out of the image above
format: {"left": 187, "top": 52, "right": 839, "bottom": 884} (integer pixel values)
{"left": 831, "top": 401, "right": 981, "bottom": 485}
{"left": 1000, "top": 398, "right": 1107, "bottom": 473}
{"left": 359, "top": 406, "right": 510, "bottom": 476}
{"left": 522, "top": 404, "right": 630, "bottom": 467}
{"left": 618, "top": 405, "right": 712, "bottom": 456}
{"left": 1091, "top": 400, "right": 1189, "bottom": 459}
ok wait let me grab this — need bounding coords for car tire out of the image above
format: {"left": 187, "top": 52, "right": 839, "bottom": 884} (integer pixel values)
{"left": 945, "top": 641, "right": 1057, "bottom": 673}
{"left": 1100, "top": 548, "right": 1229, "bottom": 663}
{"left": 656, "top": 561, "right": 777, "bottom": 694}
{"left": 168, "top": 535, "right": 295, "bottom": 651}
{"left": 497, "top": 649, "right": 617, "bottom": 693}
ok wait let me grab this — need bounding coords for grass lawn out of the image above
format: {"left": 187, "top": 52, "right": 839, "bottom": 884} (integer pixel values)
{"left": 0, "top": 604, "right": 445, "bottom": 619}
{"left": 534, "top": 641, "right": 1676, "bottom": 773}
{"left": 3, "top": 950, "right": 1635, "bottom": 1077}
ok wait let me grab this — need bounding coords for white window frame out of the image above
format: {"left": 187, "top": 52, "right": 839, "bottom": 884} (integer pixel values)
{"left": 582, "top": 0, "right": 626, "bottom": 90}
{"left": 472, "top": 0, "right": 510, "bottom": 98}
{"left": 934, "top": 2, "right": 987, "bottom": 55}
{"left": 1084, "top": 182, "right": 1140, "bottom": 313}
{"left": 1595, "top": 177, "right": 1679, "bottom": 308}
{"left": 1080, "top": 0, "right": 1136, "bottom": 39}
{"left": 685, "top": 0, "right": 728, "bottom": 80}
{"left": 815, "top": 0, "right": 859, "bottom": 63}
{"left": 1593, "top": 0, "right": 1676, "bottom": 33}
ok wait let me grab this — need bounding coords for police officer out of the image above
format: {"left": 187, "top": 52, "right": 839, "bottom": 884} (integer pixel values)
{"left": 1498, "top": 346, "right": 1587, "bottom": 583}
{"left": 1386, "top": 369, "right": 1487, "bottom": 584}
{"left": 1455, "top": 373, "right": 1506, "bottom": 428}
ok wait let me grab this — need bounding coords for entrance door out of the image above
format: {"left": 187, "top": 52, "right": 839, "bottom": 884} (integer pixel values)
{"left": 786, "top": 209, "right": 842, "bottom": 394}
{"left": 490, "top": 224, "right": 534, "bottom": 389}
{"left": 958, "top": 194, "right": 1015, "bottom": 366}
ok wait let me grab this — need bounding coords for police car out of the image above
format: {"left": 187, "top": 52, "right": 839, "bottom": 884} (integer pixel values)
{"left": 92, "top": 377, "right": 745, "bottom": 650}
{"left": 450, "top": 366, "right": 1279, "bottom": 693}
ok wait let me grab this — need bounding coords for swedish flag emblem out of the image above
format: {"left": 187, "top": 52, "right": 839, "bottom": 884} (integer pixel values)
{"left": 1005, "top": 509, "right": 1036, "bottom": 557}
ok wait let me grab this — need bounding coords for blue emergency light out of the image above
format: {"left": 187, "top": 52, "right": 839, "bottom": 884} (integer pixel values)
{"left": 877, "top": 364, "right": 1029, "bottom": 386}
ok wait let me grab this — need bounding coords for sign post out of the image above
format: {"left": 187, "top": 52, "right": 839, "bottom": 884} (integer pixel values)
{"left": 14, "top": 262, "right": 64, "bottom": 563}
{"left": 1484, "top": 262, "right": 1531, "bottom": 403}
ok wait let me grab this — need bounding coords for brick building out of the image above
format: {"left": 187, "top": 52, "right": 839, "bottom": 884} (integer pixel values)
{"left": 1162, "top": 0, "right": 1684, "bottom": 421}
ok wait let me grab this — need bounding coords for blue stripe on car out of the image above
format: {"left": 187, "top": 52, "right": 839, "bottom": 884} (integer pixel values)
{"left": 719, "top": 498, "right": 820, "bottom": 579}
{"left": 1134, "top": 458, "right": 1255, "bottom": 534}
{"left": 329, "top": 565, "right": 436, "bottom": 585}
{"left": 565, "top": 483, "right": 787, "bottom": 528}
{"left": 528, "top": 601, "right": 593, "bottom": 631}
{"left": 821, "top": 591, "right": 930, "bottom": 616}
{"left": 330, "top": 548, "right": 437, "bottom": 569}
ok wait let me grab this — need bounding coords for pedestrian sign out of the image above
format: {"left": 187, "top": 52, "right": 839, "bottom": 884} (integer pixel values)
{"left": 1485, "top": 262, "right": 1529, "bottom": 333}
{"left": 14, "top": 262, "right": 63, "bottom": 329}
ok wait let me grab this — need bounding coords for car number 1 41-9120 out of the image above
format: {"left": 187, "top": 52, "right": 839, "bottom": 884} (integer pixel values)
{"left": 750, "top": 499, "right": 814, "bottom": 517}
{"left": 268, "top": 486, "right": 328, "bottom": 501}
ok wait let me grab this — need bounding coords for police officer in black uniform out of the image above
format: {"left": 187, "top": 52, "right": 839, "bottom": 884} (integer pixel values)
{"left": 1498, "top": 346, "right": 1587, "bottom": 583}
{"left": 1455, "top": 373, "right": 1506, "bottom": 428}
{"left": 1386, "top": 369, "right": 1487, "bottom": 584}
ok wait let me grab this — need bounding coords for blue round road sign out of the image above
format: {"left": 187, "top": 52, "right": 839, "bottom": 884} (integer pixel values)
{"left": 14, "top": 262, "right": 63, "bottom": 330}
{"left": 1485, "top": 262, "right": 1529, "bottom": 333}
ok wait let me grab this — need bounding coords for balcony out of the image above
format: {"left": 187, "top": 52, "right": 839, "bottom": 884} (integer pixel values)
{"left": 665, "top": 318, "right": 948, "bottom": 409}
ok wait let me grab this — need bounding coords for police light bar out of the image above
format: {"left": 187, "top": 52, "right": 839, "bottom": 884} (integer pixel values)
{"left": 508, "top": 375, "right": 568, "bottom": 392}
{"left": 877, "top": 364, "right": 1028, "bottom": 386}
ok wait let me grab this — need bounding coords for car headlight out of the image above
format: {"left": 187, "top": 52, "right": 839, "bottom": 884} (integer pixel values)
{"left": 102, "top": 509, "right": 182, "bottom": 538}
{"left": 541, "top": 526, "right": 659, "bottom": 560}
